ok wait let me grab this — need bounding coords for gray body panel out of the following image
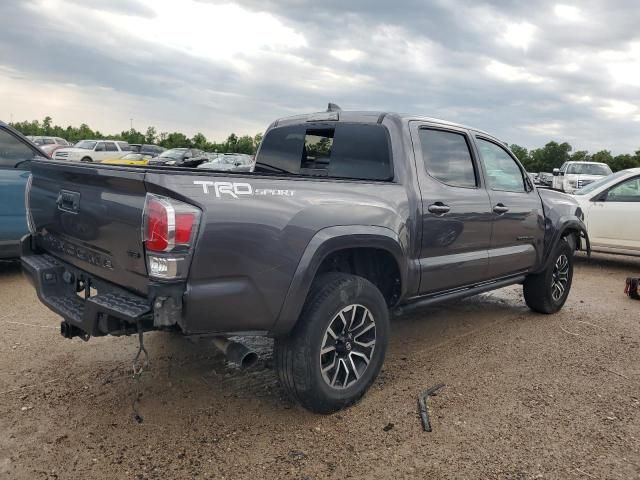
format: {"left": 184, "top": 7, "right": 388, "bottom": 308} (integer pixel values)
{"left": 25, "top": 111, "right": 587, "bottom": 337}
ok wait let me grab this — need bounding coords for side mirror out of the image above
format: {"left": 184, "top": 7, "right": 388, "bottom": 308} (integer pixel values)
{"left": 552, "top": 168, "right": 560, "bottom": 176}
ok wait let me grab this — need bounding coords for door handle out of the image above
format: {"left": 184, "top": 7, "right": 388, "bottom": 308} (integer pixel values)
{"left": 428, "top": 202, "right": 451, "bottom": 215}
{"left": 493, "top": 203, "right": 509, "bottom": 215}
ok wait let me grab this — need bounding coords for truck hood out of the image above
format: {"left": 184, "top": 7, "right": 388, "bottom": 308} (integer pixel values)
{"left": 564, "top": 173, "right": 606, "bottom": 181}
{"left": 54, "top": 147, "right": 88, "bottom": 155}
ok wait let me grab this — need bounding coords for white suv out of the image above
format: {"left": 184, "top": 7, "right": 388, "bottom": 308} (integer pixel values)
{"left": 552, "top": 161, "right": 612, "bottom": 193}
{"left": 53, "top": 140, "right": 131, "bottom": 162}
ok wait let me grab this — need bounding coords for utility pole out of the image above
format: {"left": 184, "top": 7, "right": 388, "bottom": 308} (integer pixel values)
{"left": 130, "top": 118, "right": 134, "bottom": 130}
{"left": 10, "top": 112, "right": 13, "bottom": 123}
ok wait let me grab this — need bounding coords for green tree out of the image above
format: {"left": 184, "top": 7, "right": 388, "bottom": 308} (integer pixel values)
{"left": 509, "top": 144, "right": 529, "bottom": 166}
{"left": 253, "top": 132, "right": 263, "bottom": 151}
{"left": 235, "top": 135, "right": 255, "bottom": 154}
{"left": 191, "top": 132, "right": 208, "bottom": 150}
{"left": 42, "top": 116, "right": 52, "bottom": 134}
{"left": 529, "top": 141, "right": 572, "bottom": 172}
{"left": 570, "top": 150, "right": 590, "bottom": 162}
{"left": 145, "top": 126, "right": 157, "bottom": 144}
{"left": 590, "top": 150, "right": 613, "bottom": 165}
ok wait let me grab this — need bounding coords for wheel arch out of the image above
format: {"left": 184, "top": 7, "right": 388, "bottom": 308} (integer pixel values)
{"left": 536, "top": 216, "right": 590, "bottom": 273}
{"left": 272, "top": 225, "right": 408, "bottom": 335}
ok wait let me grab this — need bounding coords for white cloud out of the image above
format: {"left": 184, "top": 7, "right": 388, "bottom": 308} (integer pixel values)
{"left": 501, "top": 22, "right": 536, "bottom": 50}
{"left": 600, "top": 99, "right": 637, "bottom": 117}
{"left": 330, "top": 49, "right": 364, "bottom": 62}
{"left": 485, "top": 60, "right": 545, "bottom": 83}
{"left": 554, "top": 4, "right": 583, "bottom": 22}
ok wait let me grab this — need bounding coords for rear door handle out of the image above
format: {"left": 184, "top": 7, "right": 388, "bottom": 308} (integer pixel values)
{"left": 428, "top": 202, "right": 451, "bottom": 215}
{"left": 493, "top": 203, "right": 509, "bottom": 214}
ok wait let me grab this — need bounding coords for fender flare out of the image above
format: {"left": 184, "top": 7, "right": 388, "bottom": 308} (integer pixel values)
{"left": 536, "top": 216, "right": 590, "bottom": 273}
{"left": 271, "top": 225, "right": 408, "bottom": 335}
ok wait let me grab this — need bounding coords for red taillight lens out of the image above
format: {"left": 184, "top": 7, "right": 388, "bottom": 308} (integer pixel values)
{"left": 145, "top": 197, "right": 169, "bottom": 252}
{"left": 175, "top": 213, "right": 195, "bottom": 244}
{"left": 143, "top": 194, "right": 200, "bottom": 254}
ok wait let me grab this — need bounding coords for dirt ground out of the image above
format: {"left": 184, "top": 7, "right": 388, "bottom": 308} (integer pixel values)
{"left": 0, "top": 253, "right": 639, "bottom": 480}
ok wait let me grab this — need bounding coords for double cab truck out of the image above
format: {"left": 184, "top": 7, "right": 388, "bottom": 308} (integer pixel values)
{"left": 22, "top": 107, "right": 589, "bottom": 413}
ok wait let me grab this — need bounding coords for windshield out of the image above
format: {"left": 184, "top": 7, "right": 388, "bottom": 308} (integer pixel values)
{"left": 121, "top": 153, "right": 144, "bottom": 160}
{"left": 215, "top": 155, "right": 251, "bottom": 165}
{"left": 574, "top": 170, "right": 627, "bottom": 195}
{"left": 75, "top": 140, "right": 97, "bottom": 150}
{"left": 158, "top": 148, "right": 186, "bottom": 160}
{"left": 567, "top": 163, "right": 612, "bottom": 175}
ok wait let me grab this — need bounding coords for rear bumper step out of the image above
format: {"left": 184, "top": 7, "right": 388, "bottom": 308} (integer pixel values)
{"left": 21, "top": 239, "right": 151, "bottom": 338}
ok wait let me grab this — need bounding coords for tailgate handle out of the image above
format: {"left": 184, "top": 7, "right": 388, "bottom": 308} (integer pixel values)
{"left": 57, "top": 190, "right": 80, "bottom": 213}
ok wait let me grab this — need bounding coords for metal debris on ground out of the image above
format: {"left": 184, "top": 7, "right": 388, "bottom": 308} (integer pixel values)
{"left": 418, "top": 383, "right": 445, "bottom": 432}
{"left": 624, "top": 277, "right": 640, "bottom": 299}
{"left": 131, "top": 325, "right": 150, "bottom": 424}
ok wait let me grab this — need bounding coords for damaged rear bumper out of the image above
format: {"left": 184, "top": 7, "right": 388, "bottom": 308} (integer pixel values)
{"left": 21, "top": 235, "right": 154, "bottom": 339}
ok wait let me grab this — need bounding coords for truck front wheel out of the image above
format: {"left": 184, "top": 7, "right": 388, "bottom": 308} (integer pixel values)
{"left": 275, "top": 273, "right": 389, "bottom": 414}
{"left": 523, "top": 239, "right": 574, "bottom": 313}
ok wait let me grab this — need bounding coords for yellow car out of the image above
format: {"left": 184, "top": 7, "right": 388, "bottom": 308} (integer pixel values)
{"left": 101, "top": 153, "right": 154, "bottom": 166}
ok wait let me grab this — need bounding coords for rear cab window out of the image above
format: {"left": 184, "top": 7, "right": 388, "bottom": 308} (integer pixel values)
{"left": 256, "top": 123, "right": 392, "bottom": 181}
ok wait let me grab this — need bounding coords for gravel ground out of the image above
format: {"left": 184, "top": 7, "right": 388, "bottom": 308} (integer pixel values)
{"left": 0, "top": 253, "right": 639, "bottom": 479}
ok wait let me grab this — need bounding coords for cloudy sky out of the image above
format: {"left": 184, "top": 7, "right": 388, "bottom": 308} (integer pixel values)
{"left": 1, "top": 0, "right": 639, "bottom": 152}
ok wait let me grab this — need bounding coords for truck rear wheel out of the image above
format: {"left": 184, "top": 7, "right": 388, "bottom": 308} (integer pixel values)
{"left": 275, "top": 273, "right": 389, "bottom": 414}
{"left": 523, "top": 239, "right": 573, "bottom": 314}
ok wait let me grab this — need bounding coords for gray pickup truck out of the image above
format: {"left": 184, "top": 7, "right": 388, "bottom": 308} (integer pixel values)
{"left": 21, "top": 107, "right": 589, "bottom": 413}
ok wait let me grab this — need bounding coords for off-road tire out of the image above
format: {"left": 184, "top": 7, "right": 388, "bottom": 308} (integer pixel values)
{"left": 275, "top": 273, "right": 389, "bottom": 414}
{"left": 523, "top": 239, "right": 573, "bottom": 314}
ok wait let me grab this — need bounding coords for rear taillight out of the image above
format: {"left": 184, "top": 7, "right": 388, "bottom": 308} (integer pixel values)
{"left": 142, "top": 194, "right": 201, "bottom": 280}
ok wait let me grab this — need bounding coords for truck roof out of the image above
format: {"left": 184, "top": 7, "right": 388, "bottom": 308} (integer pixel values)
{"left": 272, "top": 110, "right": 498, "bottom": 142}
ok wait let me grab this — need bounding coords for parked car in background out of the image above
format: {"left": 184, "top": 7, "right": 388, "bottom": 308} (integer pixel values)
{"left": 129, "top": 144, "right": 165, "bottom": 157}
{"left": 0, "top": 122, "right": 48, "bottom": 259}
{"left": 197, "top": 153, "right": 255, "bottom": 172}
{"left": 101, "top": 152, "right": 154, "bottom": 166}
{"left": 27, "top": 136, "right": 71, "bottom": 157}
{"left": 552, "top": 161, "right": 612, "bottom": 193}
{"left": 148, "top": 148, "right": 208, "bottom": 167}
{"left": 54, "top": 140, "right": 131, "bottom": 162}
{"left": 538, "top": 172, "right": 553, "bottom": 187}
{"left": 574, "top": 168, "right": 640, "bottom": 257}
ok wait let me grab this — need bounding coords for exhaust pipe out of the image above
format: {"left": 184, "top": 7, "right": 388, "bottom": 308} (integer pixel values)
{"left": 211, "top": 337, "right": 258, "bottom": 369}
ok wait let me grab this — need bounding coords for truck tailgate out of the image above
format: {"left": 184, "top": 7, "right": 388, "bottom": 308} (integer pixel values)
{"left": 29, "top": 161, "right": 149, "bottom": 294}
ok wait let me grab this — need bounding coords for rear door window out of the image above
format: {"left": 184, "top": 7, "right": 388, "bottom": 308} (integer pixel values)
{"left": 104, "top": 142, "right": 118, "bottom": 152}
{"left": 0, "top": 128, "right": 36, "bottom": 169}
{"left": 256, "top": 123, "right": 392, "bottom": 181}
{"left": 418, "top": 129, "right": 477, "bottom": 188}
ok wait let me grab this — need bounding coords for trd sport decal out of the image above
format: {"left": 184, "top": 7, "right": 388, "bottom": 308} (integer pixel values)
{"left": 194, "top": 181, "right": 295, "bottom": 198}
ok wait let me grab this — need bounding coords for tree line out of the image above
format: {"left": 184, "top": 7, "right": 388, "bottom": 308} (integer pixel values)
{"left": 9, "top": 117, "right": 640, "bottom": 172}
{"left": 510, "top": 141, "right": 640, "bottom": 173}
{"left": 9, "top": 116, "right": 263, "bottom": 155}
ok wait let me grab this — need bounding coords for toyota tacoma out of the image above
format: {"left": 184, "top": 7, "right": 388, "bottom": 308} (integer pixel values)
{"left": 21, "top": 106, "right": 589, "bottom": 413}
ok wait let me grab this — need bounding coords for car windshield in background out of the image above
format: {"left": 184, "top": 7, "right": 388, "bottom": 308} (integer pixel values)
{"left": 574, "top": 170, "right": 626, "bottom": 195}
{"left": 567, "top": 164, "right": 612, "bottom": 175}
{"left": 215, "top": 155, "right": 251, "bottom": 165}
{"left": 256, "top": 123, "right": 392, "bottom": 181}
{"left": 158, "top": 148, "right": 186, "bottom": 160}
{"left": 121, "top": 153, "right": 149, "bottom": 160}
{"left": 75, "top": 140, "right": 96, "bottom": 150}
